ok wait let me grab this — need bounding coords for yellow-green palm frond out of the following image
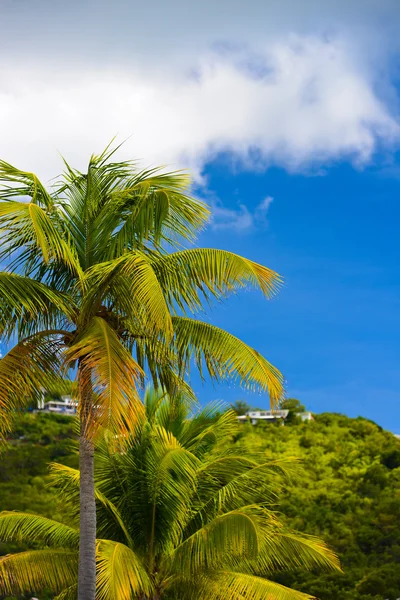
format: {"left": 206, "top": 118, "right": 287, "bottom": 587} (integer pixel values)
{"left": 180, "top": 405, "right": 238, "bottom": 453}
{"left": 0, "top": 549, "right": 78, "bottom": 598}
{"left": 250, "top": 530, "right": 341, "bottom": 574}
{"left": 0, "top": 335, "right": 65, "bottom": 433}
{"left": 0, "top": 512, "right": 79, "bottom": 548}
{"left": 0, "top": 160, "right": 54, "bottom": 208}
{"left": 192, "top": 456, "right": 298, "bottom": 525}
{"left": 171, "top": 506, "right": 268, "bottom": 575}
{"left": 151, "top": 248, "right": 282, "bottom": 313}
{"left": 53, "top": 584, "right": 78, "bottom": 600}
{"left": 202, "top": 571, "right": 315, "bottom": 600}
{"left": 0, "top": 199, "right": 82, "bottom": 278}
{"left": 81, "top": 252, "right": 173, "bottom": 339}
{"left": 172, "top": 317, "right": 284, "bottom": 405}
{"left": 49, "top": 463, "right": 133, "bottom": 547}
{"left": 96, "top": 540, "right": 152, "bottom": 600}
{"left": 0, "top": 272, "right": 74, "bottom": 339}
{"left": 102, "top": 169, "right": 210, "bottom": 253}
{"left": 145, "top": 427, "right": 200, "bottom": 555}
{"left": 65, "top": 316, "right": 144, "bottom": 435}
{"left": 142, "top": 381, "right": 198, "bottom": 434}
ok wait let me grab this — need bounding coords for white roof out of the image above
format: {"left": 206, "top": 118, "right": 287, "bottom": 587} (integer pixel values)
{"left": 237, "top": 410, "right": 289, "bottom": 420}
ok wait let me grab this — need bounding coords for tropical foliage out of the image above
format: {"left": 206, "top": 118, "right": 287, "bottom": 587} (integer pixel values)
{"left": 0, "top": 145, "right": 284, "bottom": 599}
{"left": 1, "top": 409, "right": 399, "bottom": 600}
{"left": 236, "top": 411, "right": 400, "bottom": 600}
{"left": 0, "top": 391, "right": 339, "bottom": 599}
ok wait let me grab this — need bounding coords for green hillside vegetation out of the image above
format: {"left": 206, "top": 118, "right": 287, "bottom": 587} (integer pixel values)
{"left": 236, "top": 412, "right": 400, "bottom": 600}
{"left": 1, "top": 409, "right": 399, "bottom": 599}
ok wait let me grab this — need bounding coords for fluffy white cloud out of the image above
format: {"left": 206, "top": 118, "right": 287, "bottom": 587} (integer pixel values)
{"left": 0, "top": 34, "right": 398, "bottom": 183}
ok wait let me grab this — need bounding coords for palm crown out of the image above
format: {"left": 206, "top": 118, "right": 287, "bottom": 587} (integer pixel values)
{"left": 0, "top": 144, "right": 284, "bottom": 433}
{"left": 0, "top": 144, "right": 285, "bottom": 599}
{"left": 0, "top": 389, "right": 340, "bottom": 600}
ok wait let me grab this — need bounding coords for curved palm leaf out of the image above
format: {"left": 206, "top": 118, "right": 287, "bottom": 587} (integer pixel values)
{"left": 54, "top": 584, "right": 78, "bottom": 600}
{"left": 0, "top": 549, "right": 77, "bottom": 597}
{"left": 65, "top": 316, "right": 144, "bottom": 434}
{"left": 81, "top": 252, "right": 173, "bottom": 338}
{"left": 172, "top": 317, "right": 284, "bottom": 403}
{"left": 171, "top": 506, "right": 267, "bottom": 574}
{"left": 0, "top": 198, "right": 81, "bottom": 277}
{"left": 0, "top": 511, "right": 79, "bottom": 548}
{"left": 251, "top": 531, "right": 342, "bottom": 574}
{"left": 0, "top": 272, "right": 74, "bottom": 339}
{"left": 151, "top": 248, "right": 282, "bottom": 313}
{"left": 0, "top": 334, "right": 65, "bottom": 433}
{"left": 96, "top": 540, "right": 152, "bottom": 600}
{"left": 49, "top": 463, "right": 133, "bottom": 547}
{"left": 100, "top": 170, "right": 209, "bottom": 254}
{"left": 203, "top": 571, "right": 314, "bottom": 600}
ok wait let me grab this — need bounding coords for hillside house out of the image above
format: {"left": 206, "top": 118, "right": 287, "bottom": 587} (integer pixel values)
{"left": 237, "top": 410, "right": 313, "bottom": 425}
{"left": 38, "top": 395, "right": 77, "bottom": 416}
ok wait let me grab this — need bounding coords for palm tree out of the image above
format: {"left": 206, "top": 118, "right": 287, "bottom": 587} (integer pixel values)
{"left": 0, "top": 389, "right": 340, "bottom": 599}
{"left": 0, "top": 145, "right": 284, "bottom": 600}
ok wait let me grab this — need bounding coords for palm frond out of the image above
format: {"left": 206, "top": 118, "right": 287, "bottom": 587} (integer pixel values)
{"left": 0, "top": 272, "right": 74, "bottom": 340}
{"left": 0, "top": 160, "right": 54, "bottom": 207}
{"left": 0, "top": 549, "right": 77, "bottom": 597}
{"left": 189, "top": 456, "right": 297, "bottom": 531}
{"left": 0, "top": 334, "right": 65, "bottom": 432}
{"left": 171, "top": 506, "right": 267, "bottom": 574}
{"left": 102, "top": 169, "right": 210, "bottom": 253}
{"left": 0, "top": 511, "right": 79, "bottom": 548}
{"left": 151, "top": 248, "right": 282, "bottom": 314}
{"left": 0, "top": 199, "right": 82, "bottom": 278}
{"left": 172, "top": 317, "right": 284, "bottom": 404}
{"left": 65, "top": 316, "right": 144, "bottom": 434}
{"left": 179, "top": 405, "right": 238, "bottom": 454}
{"left": 250, "top": 531, "right": 341, "bottom": 574}
{"left": 53, "top": 583, "right": 78, "bottom": 600}
{"left": 81, "top": 251, "right": 172, "bottom": 339}
{"left": 49, "top": 463, "right": 133, "bottom": 547}
{"left": 145, "top": 427, "right": 200, "bottom": 556}
{"left": 203, "top": 571, "right": 314, "bottom": 600}
{"left": 96, "top": 540, "right": 152, "bottom": 600}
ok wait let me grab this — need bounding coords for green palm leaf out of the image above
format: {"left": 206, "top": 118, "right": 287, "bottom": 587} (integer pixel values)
{"left": 65, "top": 316, "right": 144, "bottom": 434}
{"left": 151, "top": 248, "right": 282, "bottom": 313}
{"left": 0, "top": 199, "right": 82, "bottom": 277}
{"left": 0, "top": 334, "right": 65, "bottom": 433}
{"left": 171, "top": 506, "right": 267, "bottom": 574}
{"left": 172, "top": 317, "right": 284, "bottom": 403}
{"left": 204, "top": 571, "right": 314, "bottom": 600}
{"left": 96, "top": 540, "right": 152, "bottom": 600}
{"left": 81, "top": 251, "right": 173, "bottom": 338}
{"left": 49, "top": 463, "right": 133, "bottom": 547}
{"left": 0, "top": 511, "right": 79, "bottom": 548}
{"left": 0, "top": 549, "right": 78, "bottom": 597}
{"left": 0, "top": 272, "right": 74, "bottom": 339}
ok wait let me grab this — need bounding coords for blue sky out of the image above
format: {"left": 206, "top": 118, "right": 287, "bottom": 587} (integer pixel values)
{"left": 190, "top": 156, "right": 400, "bottom": 430}
{"left": 1, "top": 0, "right": 399, "bottom": 430}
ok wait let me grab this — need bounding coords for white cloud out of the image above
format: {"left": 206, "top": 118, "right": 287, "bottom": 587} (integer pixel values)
{"left": 255, "top": 196, "right": 273, "bottom": 224}
{"left": 0, "top": 34, "right": 398, "bottom": 183}
{"left": 211, "top": 203, "right": 254, "bottom": 231}
{"left": 211, "top": 196, "right": 273, "bottom": 231}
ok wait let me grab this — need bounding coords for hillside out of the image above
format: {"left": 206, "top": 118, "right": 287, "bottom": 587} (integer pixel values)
{"left": 1, "top": 411, "right": 399, "bottom": 599}
{"left": 236, "top": 413, "right": 400, "bottom": 600}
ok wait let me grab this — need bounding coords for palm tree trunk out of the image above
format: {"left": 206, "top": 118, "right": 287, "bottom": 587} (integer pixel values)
{"left": 77, "top": 363, "right": 97, "bottom": 600}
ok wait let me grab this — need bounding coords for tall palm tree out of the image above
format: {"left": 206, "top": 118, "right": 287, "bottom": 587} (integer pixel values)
{"left": 0, "top": 145, "right": 284, "bottom": 600}
{"left": 0, "top": 389, "right": 340, "bottom": 599}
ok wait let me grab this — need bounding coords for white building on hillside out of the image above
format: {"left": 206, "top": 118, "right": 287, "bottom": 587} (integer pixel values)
{"left": 237, "top": 410, "right": 314, "bottom": 425}
{"left": 237, "top": 410, "right": 289, "bottom": 425}
{"left": 39, "top": 395, "right": 77, "bottom": 416}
